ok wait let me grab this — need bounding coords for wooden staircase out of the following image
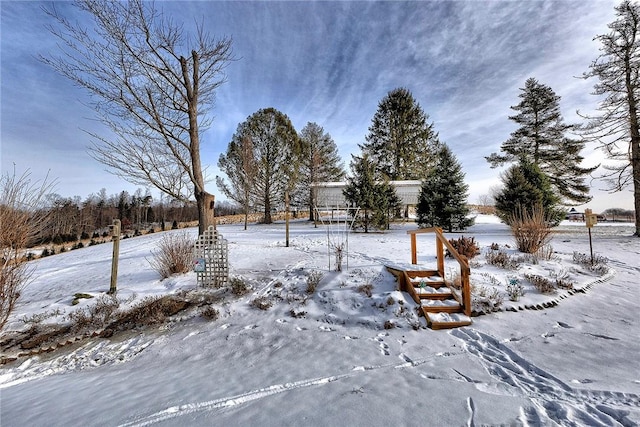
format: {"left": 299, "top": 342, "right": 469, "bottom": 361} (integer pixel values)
{"left": 407, "top": 269, "right": 471, "bottom": 329}
{"left": 386, "top": 227, "right": 473, "bottom": 329}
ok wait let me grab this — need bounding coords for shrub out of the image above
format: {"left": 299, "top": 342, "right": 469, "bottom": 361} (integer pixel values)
{"left": 200, "top": 305, "right": 219, "bottom": 321}
{"left": 67, "top": 294, "right": 120, "bottom": 330}
{"left": 505, "top": 277, "right": 525, "bottom": 301}
{"left": 306, "top": 270, "right": 323, "bottom": 294}
{"left": 471, "top": 285, "right": 503, "bottom": 313}
{"left": 572, "top": 251, "right": 609, "bottom": 275}
{"left": 524, "top": 274, "right": 556, "bottom": 294}
{"left": 485, "top": 249, "right": 519, "bottom": 269}
{"left": 251, "top": 296, "right": 272, "bottom": 310}
{"left": 109, "top": 295, "right": 188, "bottom": 329}
{"left": 0, "top": 169, "right": 52, "bottom": 331}
{"left": 229, "top": 276, "right": 251, "bottom": 296}
{"left": 447, "top": 236, "right": 480, "bottom": 259}
{"left": 383, "top": 320, "right": 395, "bottom": 329}
{"left": 357, "top": 284, "right": 373, "bottom": 297}
{"left": 508, "top": 204, "right": 553, "bottom": 254}
{"left": 149, "top": 231, "right": 194, "bottom": 279}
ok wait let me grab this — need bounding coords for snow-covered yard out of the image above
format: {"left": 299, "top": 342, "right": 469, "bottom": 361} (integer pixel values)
{"left": 1, "top": 215, "right": 639, "bottom": 426}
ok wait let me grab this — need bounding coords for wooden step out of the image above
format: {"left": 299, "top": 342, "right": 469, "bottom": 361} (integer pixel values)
{"left": 414, "top": 285, "right": 452, "bottom": 300}
{"left": 425, "top": 312, "right": 472, "bottom": 329}
{"left": 420, "top": 298, "right": 463, "bottom": 313}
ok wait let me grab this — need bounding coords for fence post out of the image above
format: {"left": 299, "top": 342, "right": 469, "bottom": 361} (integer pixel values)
{"left": 109, "top": 219, "right": 121, "bottom": 295}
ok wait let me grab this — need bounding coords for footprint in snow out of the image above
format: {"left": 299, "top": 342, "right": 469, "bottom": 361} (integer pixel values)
{"left": 244, "top": 324, "right": 258, "bottom": 330}
{"left": 276, "top": 318, "right": 287, "bottom": 324}
{"left": 295, "top": 326, "right": 307, "bottom": 332}
{"left": 399, "top": 353, "right": 413, "bottom": 363}
{"left": 556, "top": 321, "right": 573, "bottom": 329}
{"left": 319, "top": 325, "right": 334, "bottom": 332}
{"left": 571, "top": 379, "right": 595, "bottom": 384}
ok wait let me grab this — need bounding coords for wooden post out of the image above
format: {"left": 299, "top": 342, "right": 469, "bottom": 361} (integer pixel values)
{"left": 585, "top": 208, "right": 596, "bottom": 264}
{"left": 410, "top": 233, "right": 417, "bottom": 264}
{"left": 109, "top": 219, "right": 121, "bottom": 295}
{"left": 435, "top": 228, "right": 445, "bottom": 277}
{"left": 285, "top": 191, "right": 290, "bottom": 248}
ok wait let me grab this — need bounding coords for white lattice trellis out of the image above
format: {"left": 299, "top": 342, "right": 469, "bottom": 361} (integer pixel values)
{"left": 194, "top": 226, "right": 229, "bottom": 287}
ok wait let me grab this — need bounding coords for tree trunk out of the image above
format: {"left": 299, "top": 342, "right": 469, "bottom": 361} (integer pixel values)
{"left": 624, "top": 49, "right": 640, "bottom": 236}
{"left": 196, "top": 191, "right": 215, "bottom": 235}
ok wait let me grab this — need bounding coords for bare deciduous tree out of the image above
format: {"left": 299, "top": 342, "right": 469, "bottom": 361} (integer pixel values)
{"left": 581, "top": 0, "right": 640, "bottom": 235}
{"left": 217, "top": 136, "right": 258, "bottom": 230}
{"left": 0, "top": 170, "right": 54, "bottom": 331}
{"left": 41, "top": 1, "right": 234, "bottom": 235}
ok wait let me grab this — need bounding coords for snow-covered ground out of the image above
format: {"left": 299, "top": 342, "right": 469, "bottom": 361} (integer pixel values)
{"left": 1, "top": 215, "right": 639, "bottom": 426}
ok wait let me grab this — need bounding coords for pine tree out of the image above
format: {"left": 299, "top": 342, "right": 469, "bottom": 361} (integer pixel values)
{"left": 486, "top": 77, "right": 596, "bottom": 204}
{"left": 297, "top": 122, "right": 345, "bottom": 221}
{"left": 342, "top": 155, "right": 400, "bottom": 233}
{"left": 361, "top": 88, "right": 440, "bottom": 180}
{"left": 581, "top": 0, "right": 640, "bottom": 236}
{"left": 416, "top": 144, "right": 474, "bottom": 232}
{"left": 494, "top": 160, "right": 564, "bottom": 226}
{"left": 372, "top": 179, "right": 402, "bottom": 231}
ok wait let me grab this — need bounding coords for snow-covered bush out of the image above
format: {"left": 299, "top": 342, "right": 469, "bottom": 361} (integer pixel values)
{"left": 524, "top": 274, "right": 556, "bottom": 294}
{"left": 471, "top": 285, "right": 503, "bottom": 313}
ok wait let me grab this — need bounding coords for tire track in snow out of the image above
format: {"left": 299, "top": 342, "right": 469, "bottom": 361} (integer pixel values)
{"left": 121, "top": 350, "right": 437, "bottom": 426}
{"left": 119, "top": 374, "right": 350, "bottom": 427}
{"left": 452, "top": 328, "right": 640, "bottom": 426}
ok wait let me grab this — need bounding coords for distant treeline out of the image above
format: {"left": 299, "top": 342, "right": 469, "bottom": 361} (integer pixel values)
{"left": 34, "top": 188, "right": 240, "bottom": 247}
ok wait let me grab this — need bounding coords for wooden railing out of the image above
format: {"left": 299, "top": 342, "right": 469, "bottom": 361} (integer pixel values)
{"left": 407, "top": 228, "right": 471, "bottom": 316}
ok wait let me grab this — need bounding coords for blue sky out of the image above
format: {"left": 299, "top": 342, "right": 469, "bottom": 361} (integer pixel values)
{"left": 1, "top": 0, "right": 632, "bottom": 212}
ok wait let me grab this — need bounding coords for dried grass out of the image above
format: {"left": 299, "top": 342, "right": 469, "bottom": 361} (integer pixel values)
{"left": 149, "top": 232, "right": 194, "bottom": 279}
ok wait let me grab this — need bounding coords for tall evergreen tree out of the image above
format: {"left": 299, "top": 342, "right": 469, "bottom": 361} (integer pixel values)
{"left": 416, "top": 144, "right": 474, "bottom": 232}
{"left": 342, "top": 155, "right": 400, "bottom": 233}
{"left": 581, "top": 0, "right": 640, "bottom": 236}
{"left": 361, "top": 88, "right": 440, "bottom": 180}
{"left": 486, "top": 77, "right": 596, "bottom": 204}
{"left": 296, "top": 122, "right": 345, "bottom": 221}
{"left": 222, "top": 108, "right": 300, "bottom": 224}
{"left": 494, "top": 160, "right": 564, "bottom": 226}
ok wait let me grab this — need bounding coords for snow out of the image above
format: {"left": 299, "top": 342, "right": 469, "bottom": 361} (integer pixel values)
{"left": 1, "top": 215, "right": 639, "bottom": 426}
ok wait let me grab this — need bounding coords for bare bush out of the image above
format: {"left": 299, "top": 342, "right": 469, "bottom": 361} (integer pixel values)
{"left": 306, "top": 270, "right": 323, "bottom": 294}
{"left": 447, "top": 236, "right": 480, "bottom": 259}
{"left": 524, "top": 274, "right": 556, "bottom": 294}
{"left": 508, "top": 205, "right": 553, "bottom": 254}
{"left": 200, "top": 305, "right": 219, "bottom": 321}
{"left": 149, "top": 231, "right": 194, "bottom": 279}
{"left": 485, "top": 249, "right": 520, "bottom": 270}
{"left": 251, "top": 296, "right": 272, "bottom": 310}
{"left": 1, "top": 169, "right": 54, "bottom": 331}
{"left": 229, "top": 276, "right": 251, "bottom": 296}
{"left": 357, "top": 284, "right": 373, "bottom": 297}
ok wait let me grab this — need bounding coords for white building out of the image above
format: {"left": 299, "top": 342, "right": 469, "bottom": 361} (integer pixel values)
{"left": 312, "top": 180, "right": 422, "bottom": 209}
